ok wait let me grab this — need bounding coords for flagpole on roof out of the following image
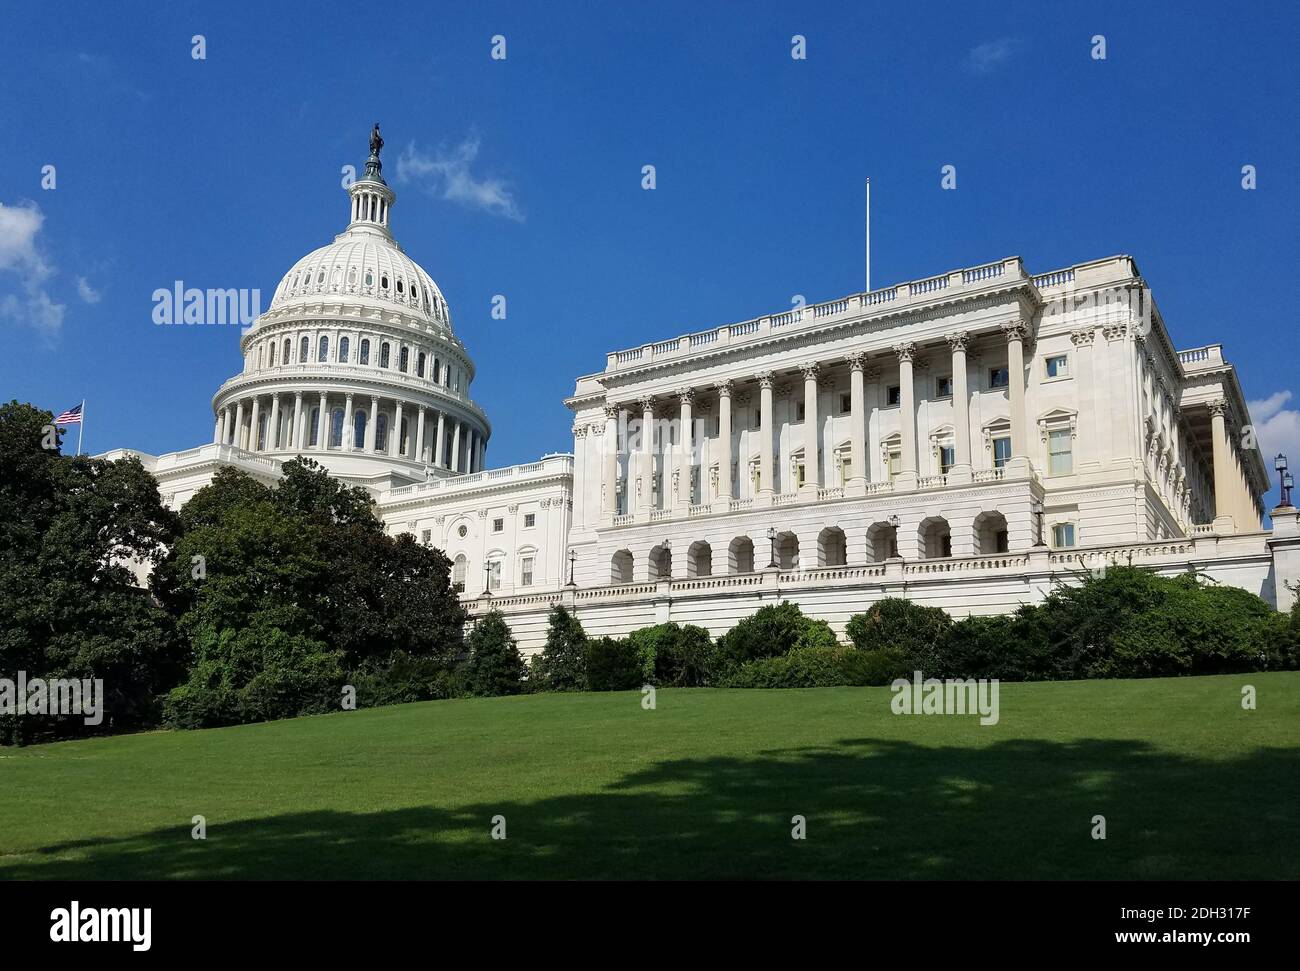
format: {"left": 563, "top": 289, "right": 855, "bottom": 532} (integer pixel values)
{"left": 76, "top": 399, "right": 84, "bottom": 456}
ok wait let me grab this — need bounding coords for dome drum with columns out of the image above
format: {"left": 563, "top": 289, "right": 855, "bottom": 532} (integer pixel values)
{"left": 211, "top": 126, "right": 490, "bottom": 488}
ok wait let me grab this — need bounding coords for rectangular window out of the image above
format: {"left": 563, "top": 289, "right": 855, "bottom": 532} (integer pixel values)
{"left": 886, "top": 385, "right": 901, "bottom": 406}
{"left": 887, "top": 449, "right": 901, "bottom": 479}
{"left": 992, "top": 436, "right": 1012, "bottom": 469}
{"left": 995, "top": 529, "right": 1009, "bottom": 553}
{"left": 939, "top": 445, "right": 955, "bottom": 474}
{"left": 1045, "top": 354, "right": 1069, "bottom": 378}
{"left": 488, "top": 560, "right": 502, "bottom": 590}
{"left": 493, "top": 518, "right": 504, "bottom": 533}
{"left": 523, "top": 513, "right": 535, "bottom": 528}
{"left": 989, "top": 367, "right": 1009, "bottom": 389}
{"left": 839, "top": 456, "right": 851, "bottom": 485}
{"left": 1052, "top": 523, "right": 1076, "bottom": 548}
{"left": 936, "top": 376, "right": 953, "bottom": 398}
{"left": 520, "top": 556, "right": 534, "bottom": 587}
{"left": 1048, "top": 428, "right": 1073, "bottom": 475}
{"left": 795, "top": 402, "right": 806, "bottom": 423}
{"left": 839, "top": 392, "right": 851, "bottom": 414}
{"left": 795, "top": 461, "right": 806, "bottom": 487}
{"left": 421, "top": 529, "right": 431, "bottom": 544}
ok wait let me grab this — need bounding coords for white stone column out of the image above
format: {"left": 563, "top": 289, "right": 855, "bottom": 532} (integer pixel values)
{"left": 800, "top": 362, "right": 821, "bottom": 494}
{"left": 434, "top": 411, "right": 445, "bottom": 467}
{"left": 416, "top": 407, "right": 426, "bottom": 463}
{"left": 291, "top": 393, "right": 303, "bottom": 449}
{"left": 757, "top": 373, "right": 774, "bottom": 501}
{"left": 1002, "top": 320, "right": 1031, "bottom": 475}
{"left": 451, "top": 420, "right": 461, "bottom": 472}
{"left": 467, "top": 428, "right": 477, "bottom": 471}
{"left": 391, "top": 401, "right": 404, "bottom": 458}
{"left": 846, "top": 354, "right": 867, "bottom": 495}
{"left": 233, "top": 399, "right": 246, "bottom": 450}
{"left": 714, "top": 381, "right": 733, "bottom": 509}
{"left": 248, "top": 396, "right": 261, "bottom": 452}
{"left": 1210, "top": 399, "right": 1235, "bottom": 532}
{"left": 366, "top": 396, "right": 378, "bottom": 452}
{"left": 343, "top": 393, "right": 354, "bottom": 449}
{"left": 269, "top": 394, "right": 281, "bottom": 451}
{"left": 946, "top": 332, "right": 972, "bottom": 484}
{"left": 213, "top": 412, "right": 222, "bottom": 444}
{"left": 676, "top": 388, "right": 694, "bottom": 511}
{"left": 316, "top": 392, "right": 328, "bottom": 450}
{"left": 893, "top": 344, "right": 918, "bottom": 488}
{"left": 638, "top": 397, "right": 655, "bottom": 514}
{"left": 603, "top": 405, "right": 619, "bottom": 518}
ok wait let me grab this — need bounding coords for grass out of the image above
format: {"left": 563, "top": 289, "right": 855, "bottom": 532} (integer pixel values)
{"left": 1, "top": 673, "right": 1297, "bottom": 880}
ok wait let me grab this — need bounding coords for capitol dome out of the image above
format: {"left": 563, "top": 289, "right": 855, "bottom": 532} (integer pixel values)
{"left": 210, "top": 125, "right": 489, "bottom": 489}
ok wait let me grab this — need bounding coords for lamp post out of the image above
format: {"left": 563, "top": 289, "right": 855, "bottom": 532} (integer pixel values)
{"left": 1031, "top": 499, "right": 1046, "bottom": 547}
{"left": 567, "top": 548, "right": 577, "bottom": 586}
{"left": 1276, "top": 454, "right": 1292, "bottom": 507}
{"left": 767, "top": 526, "right": 778, "bottom": 569}
{"left": 887, "top": 514, "right": 900, "bottom": 559}
{"left": 482, "top": 560, "right": 493, "bottom": 596}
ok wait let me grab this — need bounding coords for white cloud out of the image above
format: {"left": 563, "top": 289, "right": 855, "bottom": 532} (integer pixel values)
{"left": 0, "top": 200, "right": 65, "bottom": 337}
{"left": 965, "top": 38, "right": 1020, "bottom": 74}
{"left": 76, "top": 276, "right": 101, "bottom": 304}
{"left": 396, "top": 135, "right": 524, "bottom": 222}
{"left": 1248, "top": 391, "right": 1300, "bottom": 465}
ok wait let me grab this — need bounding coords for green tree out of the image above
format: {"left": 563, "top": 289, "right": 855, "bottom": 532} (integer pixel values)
{"left": 714, "top": 602, "right": 828, "bottom": 674}
{"left": 530, "top": 605, "right": 588, "bottom": 691}
{"left": 464, "top": 611, "right": 525, "bottom": 697}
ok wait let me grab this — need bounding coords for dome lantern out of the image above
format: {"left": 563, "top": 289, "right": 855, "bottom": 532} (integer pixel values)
{"left": 348, "top": 123, "right": 395, "bottom": 238}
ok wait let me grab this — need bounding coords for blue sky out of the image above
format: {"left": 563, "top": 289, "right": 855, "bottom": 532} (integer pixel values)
{"left": 2, "top": 1, "right": 1298, "bottom": 501}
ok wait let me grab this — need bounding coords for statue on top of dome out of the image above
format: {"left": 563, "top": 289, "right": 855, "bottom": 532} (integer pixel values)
{"left": 369, "top": 123, "right": 383, "bottom": 158}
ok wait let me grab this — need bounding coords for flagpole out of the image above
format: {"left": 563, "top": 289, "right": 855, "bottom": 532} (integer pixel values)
{"left": 76, "top": 399, "right": 84, "bottom": 456}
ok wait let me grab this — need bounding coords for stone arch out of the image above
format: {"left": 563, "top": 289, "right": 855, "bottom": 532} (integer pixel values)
{"left": 728, "top": 536, "right": 755, "bottom": 574}
{"left": 867, "top": 521, "right": 899, "bottom": 562}
{"left": 918, "top": 515, "right": 952, "bottom": 559}
{"left": 610, "top": 549, "right": 633, "bottom": 584}
{"left": 817, "top": 526, "right": 847, "bottom": 567}
{"left": 686, "top": 540, "right": 712, "bottom": 578}
{"left": 774, "top": 530, "right": 800, "bottom": 571}
{"left": 648, "top": 543, "right": 672, "bottom": 580}
{"left": 974, "top": 510, "right": 1009, "bottom": 554}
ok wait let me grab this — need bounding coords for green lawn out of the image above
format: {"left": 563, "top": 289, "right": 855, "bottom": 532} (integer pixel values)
{"left": 1, "top": 673, "right": 1297, "bottom": 879}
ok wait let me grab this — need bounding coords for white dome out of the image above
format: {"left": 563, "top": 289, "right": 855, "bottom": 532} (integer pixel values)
{"left": 269, "top": 232, "right": 453, "bottom": 330}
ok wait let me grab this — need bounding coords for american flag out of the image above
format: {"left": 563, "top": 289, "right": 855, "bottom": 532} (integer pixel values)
{"left": 53, "top": 403, "right": 83, "bottom": 425}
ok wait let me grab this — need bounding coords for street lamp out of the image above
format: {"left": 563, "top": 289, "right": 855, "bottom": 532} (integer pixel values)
{"left": 1031, "top": 499, "right": 1046, "bottom": 547}
{"left": 567, "top": 548, "right": 577, "bottom": 586}
{"left": 767, "top": 526, "right": 778, "bottom": 569}
{"left": 482, "top": 560, "right": 493, "bottom": 596}
{"left": 1276, "top": 454, "right": 1292, "bottom": 507}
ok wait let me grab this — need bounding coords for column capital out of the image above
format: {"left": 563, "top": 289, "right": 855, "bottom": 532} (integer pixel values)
{"left": 845, "top": 351, "right": 868, "bottom": 372}
{"left": 638, "top": 395, "right": 656, "bottom": 413}
{"left": 675, "top": 386, "right": 695, "bottom": 405}
{"left": 603, "top": 404, "right": 619, "bottom": 421}
{"left": 713, "top": 378, "right": 733, "bottom": 397}
{"left": 1000, "top": 319, "right": 1029, "bottom": 343}
{"left": 799, "top": 361, "right": 821, "bottom": 381}
{"left": 944, "top": 331, "right": 971, "bottom": 353}
{"left": 1069, "top": 327, "right": 1095, "bottom": 346}
{"left": 756, "top": 371, "right": 775, "bottom": 390}
{"left": 893, "top": 341, "right": 917, "bottom": 363}
{"left": 1207, "top": 398, "right": 1228, "bottom": 418}
{"left": 1102, "top": 323, "right": 1127, "bottom": 342}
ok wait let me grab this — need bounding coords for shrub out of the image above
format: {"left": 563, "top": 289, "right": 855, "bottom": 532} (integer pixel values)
{"left": 530, "top": 605, "right": 588, "bottom": 691}
{"left": 584, "top": 636, "right": 643, "bottom": 691}
{"left": 628, "top": 622, "right": 718, "bottom": 686}
{"left": 846, "top": 598, "right": 952, "bottom": 665}
{"left": 714, "top": 602, "right": 831, "bottom": 673}
{"left": 463, "top": 611, "right": 526, "bottom": 697}
{"left": 723, "top": 645, "right": 907, "bottom": 688}
{"left": 348, "top": 650, "right": 464, "bottom": 708}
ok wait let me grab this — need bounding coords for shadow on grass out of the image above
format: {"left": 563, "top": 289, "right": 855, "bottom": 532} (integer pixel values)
{"left": 5, "top": 736, "right": 1296, "bottom": 879}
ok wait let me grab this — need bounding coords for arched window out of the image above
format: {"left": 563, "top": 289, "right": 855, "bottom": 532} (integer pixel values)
{"left": 399, "top": 347, "right": 409, "bottom": 372}
{"left": 399, "top": 417, "right": 409, "bottom": 456}
{"left": 309, "top": 407, "right": 320, "bottom": 447}
{"left": 381, "top": 274, "right": 389, "bottom": 291}
{"left": 359, "top": 338, "right": 370, "bottom": 365}
{"left": 257, "top": 344, "right": 264, "bottom": 370}
{"left": 376, "top": 414, "right": 388, "bottom": 451}
{"left": 330, "top": 409, "right": 344, "bottom": 448}
{"left": 452, "top": 554, "right": 467, "bottom": 593}
{"left": 417, "top": 352, "right": 426, "bottom": 378}
{"left": 396, "top": 279, "right": 404, "bottom": 295}
{"left": 339, "top": 336, "right": 350, "bottom": 363}
{"left": 432, "top": 359, "right": 441, "bottom": 383}
{"left": 347, "top": 267, "right": 356, "bottom": 286}
{"left": 318, "top": 336, "right": 329, "bottom": 362}
{"left": 365, "top": 270, "right": 373, "bottom": 288}
{"left": 353, "top": 411, "right": 366, "bottom": 449}
{"left": 269, "top": 341, "right": 276, "bottom": 367}
{"left": 380, "top": 342, "right": 391, "bottom": 368}
{"left": 283, "top": 338, "right": 291, "bottom": 363}
{"left": 317, "top": 270, "right": 325, "bottom": 284}
{"left": 299, "top": 336, "right": 309, "bottom": 363}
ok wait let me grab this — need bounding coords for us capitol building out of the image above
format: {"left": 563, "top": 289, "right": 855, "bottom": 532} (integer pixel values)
{"left": 106, "top": 130, "right": 1300, "bottom": 652}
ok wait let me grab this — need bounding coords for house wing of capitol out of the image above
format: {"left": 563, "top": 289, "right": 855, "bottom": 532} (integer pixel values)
{"left": 100, "top": 128, "right": 1300, "bottom": 654}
